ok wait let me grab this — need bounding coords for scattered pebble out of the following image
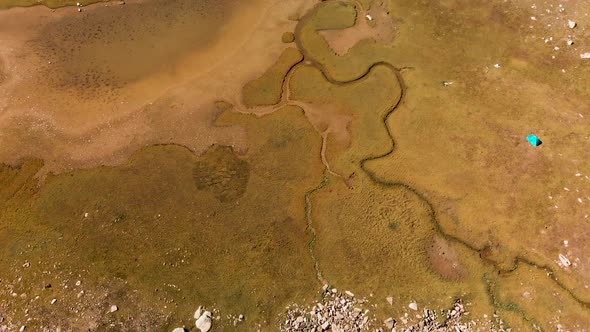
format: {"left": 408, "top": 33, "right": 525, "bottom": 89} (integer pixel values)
{"left": 284, "top": 297, "right": 478, "bottom": 331}
{"left": 559, "top": 254, "right": 572, "bottom": 267}
{"left": 493, "top": 63, "right": 501, "bottom": 69}
{"left": 172, "top": 328, "right": 186, "bottom": 332}
{"left": 568, "top": 20, "right": 576, "bottom": 29}
{"left": 50, "top": 298, "right": 57, "bottom": 305}
{"left": 386, "top": 296, "right": 393, "bottom": 305}
{"left": 282, "top": 289, "right": 371, "bottom": 331}
{"left": 581, "top": 53, "right": 590, "bottom": 59}
{"left": 110, "top": 305, "right": 118, "bottom": 313}
{"left": 365, "top": 14, "right": 373, "bottom": 21}
{"left": 409, "top": 302, "right": 418, "bottom": 311}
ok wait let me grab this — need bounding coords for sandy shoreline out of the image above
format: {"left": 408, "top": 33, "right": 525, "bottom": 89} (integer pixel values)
{"left": 0, "top": 0, "right": 316, "bottom": 175}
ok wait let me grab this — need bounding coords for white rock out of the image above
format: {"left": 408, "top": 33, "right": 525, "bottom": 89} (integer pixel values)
{"left": 77, "top": 8, "right": 81, "bottom": 12}
{"left": 493, "top": 63, "right": 501, "bottom": 69}
{"left": 84, "top": 212, "right": 89, "bottom": 218}
{"left": 195, "top": 311, "right": 212, "bottom": 332}
{"left": 19, "top": 326, "right": 25, "bottom": 332}
{"left": 110, "top": 305, "right": 118, "bottom": 313}
{"left": 51, "top": 298, "right": 57, "bottom": 304}
{"left": 559, "top": 254, "right": 571, "bottom": 267}
{"left": 366, "top": 14, "right": 373, "bottom": 21}
{"left": 384, "top": 317, "right": 395, "bottom": 329}
{"left": 194, "top": 306, "right": 203, "bottom": 320}
{"left": 344, "top": 290, "right": 354, "bottom": 297}
{"left": 567, "top": 39, "right": 574, "bottom": 46}
{"left": 331, "top": 288, "right": 337, "bottom": 293}
{"left": 568, "top": 20, "right": 576, "bottom": 29}
{"left": 321, "top": 321, "right": 330, "bottom": 330}
{"left": 238, "top": 314, "right": 244, "bottom": 321}
{"left": 408, "top": 302, "right": 418, "bottom": 311}
{"left": 386, "top": 296, "right": 393, "bottom": 305}
{"left": 581, "top": 53, "right": 590, "bottom": 59}
{"left": 172, "top": 328, "right": 185, "bottom": 332}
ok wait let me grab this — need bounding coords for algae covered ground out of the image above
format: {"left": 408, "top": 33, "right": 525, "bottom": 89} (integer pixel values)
{"left": 1, "top": 0, "right": 590, "bottom": 331}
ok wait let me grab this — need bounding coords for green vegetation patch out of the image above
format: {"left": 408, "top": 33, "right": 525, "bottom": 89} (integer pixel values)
{"left": 309, "top": 1, "right": 357, "bottom": 31}
{"left": 0, "top": 106, "right": 324, "bottom": 330}
{"left": 242, "top": 47, "right": 303, "bottom": 107}
{"left": 296, "top": 1, "right": 395, "bottom": 82}
{"left": 193, "top": 145, "right": 250, "bottom": 203}
{"left": 281, "top": 31, "right": 295, "bottom": 43}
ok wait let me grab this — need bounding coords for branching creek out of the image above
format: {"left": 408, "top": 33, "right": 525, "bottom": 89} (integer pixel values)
{"left": 235, "top": 0, "right": 590, "bottom": 329}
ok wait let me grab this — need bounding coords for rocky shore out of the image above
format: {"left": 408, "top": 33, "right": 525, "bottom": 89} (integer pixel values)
{"left": 280, "top": 286, "right": 509, "bottom": 332}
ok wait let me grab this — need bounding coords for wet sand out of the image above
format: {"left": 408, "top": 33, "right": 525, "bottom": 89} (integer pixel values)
{"left": 0, "top": 0, "right": 316, "bottom": 174}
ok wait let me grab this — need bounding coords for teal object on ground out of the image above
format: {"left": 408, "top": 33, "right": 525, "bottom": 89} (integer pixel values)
{"left": 527, "top": 135, "right": 542, "bottom": 146}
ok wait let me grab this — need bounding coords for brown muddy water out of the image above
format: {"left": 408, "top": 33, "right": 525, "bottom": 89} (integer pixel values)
{"left": 1, "top": 0, "right": 590, "bottom": 331}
